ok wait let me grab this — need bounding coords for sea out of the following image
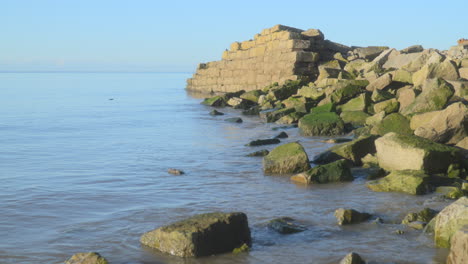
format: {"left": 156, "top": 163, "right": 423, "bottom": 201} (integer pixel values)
{"left": 0, "top": 73, "right": 451, "bottom": 264}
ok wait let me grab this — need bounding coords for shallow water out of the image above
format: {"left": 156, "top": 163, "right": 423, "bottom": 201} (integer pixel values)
{"left": 0, "top": 73, "right": 450, "bottom": 264}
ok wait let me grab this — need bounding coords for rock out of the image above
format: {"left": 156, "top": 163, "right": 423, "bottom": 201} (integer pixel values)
{"left": 269, "top": 80, "right": 302, "bottom": 101}
{"left": 353, "top": 46, "right": 389, "bottom": 61}
{"left": 281, "top": 96, "right": 313, "bottom": 113}
{"left": 366, "top": 73, "right": 392, "bottom": 91}
{"left": 313, "top": 135, "right": 378, "bottom": 166}
{"left": 402, "top": 208, "right": 438, "bottom": 229}
{"left": 397, "top": 86, "right": 418, "bottom": 111}
{"left": 240, "top": 90, "right": 263, "bottom": 103}
{"left": 64, "top": 252, "right": 108, "bottom": 264}
{"left": 392, "top": 69, "right": 413, "bottom": 84}
{"left": 339, "top": 93, "right": 370, "bottom": 112}
{"left": 436, "top": 186, "right": 464, "bottom": 199}
{"left": 361, "top": 153, "right": 379, "bottom": 168}
{"left": 227, "top": 97, "right": 255, "bottom": 109}
{"left": 297, "top": 85, "right": 325, "bottom": 100}
{"left": 366, "top": 170, "right": 432, "bottom": 195}
{"left": 432, "top": 197, "right": 468, "bottom": 248}
{"left": 276, "top": 112, "right": 305, "bottom": 124}
{"left": 260, "top": 108, "right": 296, "bottom": 123}
{"left": 232, "top": 243, "right": 250, "bottom": 254}
{"left": 407, "top": 221, "right": 427, "bottom": 230}
{"left": 140, "top": 212, "right": 251, "bottom": 257}
{"left": 412, "top": 102, "right": 468, "bottom": 144}
{"left": 246, "top": 149, "right": 269, "bottom": 157}
{"left": 459, "top": 68, "right": 468, "bottom": 80}
{"left": 374, "top": 132, "right": 461, "bottom": 173}
{"left": 409, "top": 111, "right": 439, "bottom": 130}
{"left": 263, "top": 142, "right": 310, "bottom": 174}
{"left": 334, "top": 208, "right": 371, "bottom": 225}
{"left": 401, "top": 45, "right": 424, "bottom": 54}
{"left": 268, "top": 217, "right": 307, "bottom": 234}
{"left": 365, "top": 111, "right": 386, "bottom": 126}
{"left": 412, "top": 60, "right": 460, "bottom": 86}
{"left": 274, "top": 131, "right": 288, "bottom": 139}
{"left": 384, "top": 52, "right": 426, "bottom": 70}
{"left": 340, "top": 111, "right": 370, "bottom": 127}
{"left": 301, "top": 28, "right": 324, "bottom": 40}
{"left": 246, "top": 138, "right": 280, "bottom": 146}
{"left": 202, "top": 96, "right": 227, "bottom": 107}
{"left": 402, "top": 78, "right": 454, "bottom": 115}
{"left": 339, "top": 252, "right": 366, "bottom": 264}
{"left": 242, "top": 106, "right": 260, "bottom": 115}
{"left": 168, "top": 168, "right": 185, "bottom": 175}
{"left": 210, "top": 109, "right": 224, "bottom": 116}
{"left": 311, "top": 103, "right": 335, "bottom": 113}
{"left": 298, "top": 112, "right": 345, "bottom": 136}
{"left": 370, "top": 113, "right": 412, "bottom": 136}
{"left": 446, "top": 225, "right": 468, "bottom": 264}
{"left": 373, "top": 98, "right": 399, "bottom": 114}
{"left": 330, "top": 82, "right": 366, "bottom": 104}
{"left": 321, "top": 138, "right": 352, "bottom": 144}
{"left": 371, "top": 89, "right": 394, "bottom": 103}
{"left": 225, "top": 117, "right": 243, "bottom": 123}
{"left": 290, "top": 159, "right": 353, "bottom": 184}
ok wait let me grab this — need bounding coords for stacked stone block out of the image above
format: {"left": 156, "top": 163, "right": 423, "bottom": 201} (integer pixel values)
{"left": 186, "top": 25, "right": 325, "bottom": 93}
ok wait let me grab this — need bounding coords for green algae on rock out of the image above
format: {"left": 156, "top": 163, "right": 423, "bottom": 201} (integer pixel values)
{"left": 268, "top": 217, "right": 307, "bottom": 234}
{"left": 370, "top": 113, "right": 412, "bottom": 136}
{"left": 432, "top": 197, "right": 468, "bottom": 248}
{"left": 64, "top": 252, "right": 109, "bottom": 264}
{"left": 263, "top": 142, "right": 310, "bottom": 174}
{"left": 334, "top": 208, "right": 371, "bottom": 225}
{"left": 140, "top": 212, "right": 251, "bottom": 257}
{"left": 298, "top": 112, "right": 345, "bottom": 136}
{"left": 290, "top": 159, "right": 352, "bottom": 184}
{"left": 366, "top": 170, "right": 432, "bottom": 195}
{"left": 313, "top": 135, "right": 378, "bottom": 166}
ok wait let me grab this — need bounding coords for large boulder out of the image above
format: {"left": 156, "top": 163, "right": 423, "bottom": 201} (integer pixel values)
{"left": 366, "top": 73, "right": 392, "bottom": 91}
{"left": 64, "top": 252, "right": 108, "bottom": 264}
{"left": 370, "top": 113, "right": 413, "bottom": 136}
{"left": 339, "top": 93, "right": 370, "bottom": 112}
{"left": 412, "top": 60, "right": 460, "bottom": 86}
{"left": 447, "top": 225, "right": 468, "bottom": 264}
{"left": 401, "top": 78, "right": 454, "bottom": 116}
{"left": 263, "top": 142, "right": 310, "bottom": 174}
{"left": 240, "top": 90, "right": 263, "bottom": 103}
{"left": 329, "top": 81, "right": 366, "bottom": 104}
{"left": 297, "top": 85, "right": 325, "bottom": 100}
{"left": 298, "top": 112, "right": 345, "bottom": 136}
{"left": 375, "top": 132, "right": 461, "bottom": 173}
{"left": 339, "top": 252, "right": 366, "bottom": 264}
{"left": 412, "top": 102, "right": 468, "bottom": 144}
{"left": 201, "top": 96, "right": 227, "bottom": 107}
{"left": 397, "top": 86, "right": 418, "bottom": 111}
{"left": 432, "top": 197, "right": 468, "bottom": 248}
{"left": 402, "top": 208, "right": 438, "bottom": 230}
{"left": 366, "top": 170, "right": 432, "bottom": 195}
{"left": 140, "top": 212, "right": 251, "bottom": 257}
{"left": 353, "top": 46, "right": 389, "bottom": 61}
{"left": 373, "top": 98, "right": 399, "bottom": 114}
{"left": 281, "top": 96, "right": 313, "bottom": 113}
{"left": 260, "top": 108, "right": 296, "bottom": 123}
{"left": 334, "top": 208, "right": 371, "bottom": 225}
{"left": 313, "top": 135, "right": 378, "bottom": 165}
{"left": 290, "top": 159, "right": 353, "bottom": 184}
{"left": 340, "top": 111, "right": 370, "bottom": 127}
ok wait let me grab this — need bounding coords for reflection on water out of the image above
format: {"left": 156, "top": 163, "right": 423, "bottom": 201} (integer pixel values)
{"left": 0, "top": 73, "right": 450, "bottom": 264}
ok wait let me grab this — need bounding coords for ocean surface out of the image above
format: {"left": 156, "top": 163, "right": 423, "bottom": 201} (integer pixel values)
{"left": 0, "top": 73, "right": 451, "bottom": 264}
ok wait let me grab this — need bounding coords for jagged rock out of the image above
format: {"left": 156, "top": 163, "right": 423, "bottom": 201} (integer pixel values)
{"left": 268, "top": 217, "right": 307, "bottom": 234}
{"left": 446, "top": 226, "right": 468, "bottom": 264}
{"left": 401, "top": 45, "right": 424, "bottom": 54}
{"left": 329, "top": 81, "right": 366, "bottom": 104}
{"left": 296, "top": 85, "right": 325, "bottom": 100}
{"left": 269, "top": 80, "right": 302, "bottom": 100}
{"left": 366, "top": 170, "right": 432, "bottom": 195}
{"left": 242, "top": 106, "right": 260, "bottom": 115}
{"left": 282, "top": 96, "right": 313, "bottom": 113}
{"left": 432, "top": 197, "right": 468, "bottom": 248}
{"left": 210, "top": 109, "right": 224, "bottom": 116}
{"left": 311, "top": 102, "right": 335, "bottom": 113}
{"left": 412, "top": 60, "right": 460, "bottom": 86}
{"left": 392, "top": 69, "right": 413, "bottom": 84}
{"left": 436, "top": 186, "right": 464, "bottom": 199}
{"left": 274, "top": 131, "right": 288, "bottom": 139}
{"left": 246, "top": 149, "right": 269, "bottom": 157}
{"left": 384, "top": 52, "right": 425, "bottom": 70}
{"left": 412, "top": 102, "right": 468, "bottom": 144}
{"left": 334, "top": 208, "right": 371, "bottom": 225}
{"left": 339, "top": 252, "right": 366, "bottom": 264}
{"left": 276, "top": 112, "right": 305, "bottom": 124}
{"left": 353, "top": 46, "right": 389, "bottom": 61}
{"left": 298, "top": 112, "right": 345, "bottom": 136}
{"left": 373, "top": 98, "right": 399, "bottom": 114}
{"left": 396, "top": 86, "right": 418, "bottom": 111}
{"left": 168, "top": 168, "right": 185, "bottom": 175}
{"left": 202, "top": 96, "right": 227, "bottom": 107}
{"left": 140, "top": 212, "right": 251, "bottom": 257}
{"left": 64, "top": 252, "right": 108, "bottom": 264}
{"left": 402, "top": 208, "right": 438, "bottom": 229}
{"left": 340, "top": 111, "right": 370, "bottom": 127}
{"left": 240, "top": 90, "right": 263, "bottom": 103}
{"left": 339, "top": 93, "right": 370, "bottom": 112}
{"left": 371, "top": 89, "right": 394, "bottom": 103}
{"left": 459, "top": 68, "right": 468, "bottom": 80}
{"left": 375, "top": 132, "right": 461, "bottom": 173}
{"left": 290, "top": 159, "right": 353, "bottom": 184}
{"left": 313, "top": 135, "right": 378, "bottom": 165}
{"left": 365, "top": 48, "right": 398, "bottom": 72}
{"left": 361, "top": 153, "right": 379, "bottom": 168}
{"left": 456, "top": 137, "right": 468, "bottom": 151}
{"left": 260, "top": 108, "right": 296, "bottom": 123}
{"left": 246, "top": 138, "right": 280, "bottom": 146}
{"left": 366, "top": 73, "right": 392, "bottom": 91}
{"left": 365, "top": 111, "right": 386, "bottom": 126}
{"left": 227, "top": 97, "right": 255, "bottom": 109}
{"left": 263, "top": 142, "right": 310, "bottom": 174}
{"left": 370, "top": 113, "right": 412, "bottom": 136}
{"left": 225, "top": 117, "right": 243, "bottom": 123}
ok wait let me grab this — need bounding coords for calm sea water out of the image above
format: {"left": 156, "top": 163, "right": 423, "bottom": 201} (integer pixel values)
{"left": 0, "top": 73, "right": 451, "bottom": 264}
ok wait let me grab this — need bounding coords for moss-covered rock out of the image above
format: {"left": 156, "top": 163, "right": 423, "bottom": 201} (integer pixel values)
{"left": 435, "top": 186, "right": 464, "bottom": 199}
{"left": 370, "top": 113, "right": 412, "bottom": 136}
{"left": 311, "top": 103, "right": 335, "bottom": 113}
{"left": 373, "top": 98, "right": 399, "bottom": 114}
{"left": 240, "top": 89, "right": 263, "bottom": 103}
{"left": 246, "top": 138, "right": 280, "bottom": 146}
{"left": 401, "top": 78, "right": 454, "bottom": 116}
{"left": 260, "top": 108, "right": 296, "bottom": 123}
{"left": 366, "top": 170, "right": 432, "bottom": 195}
{"left": 371, "top": 89, "right": 394, "bottom": 103}
{"left": 202, "top": 96, "right": 227, "bottom": 107}
{"left": 263, "top": 142, "right": 310, "bottom": 174}
{"left": 339, "top": 252, "right": 366, "bottom": 264}
{"left": 412, "top": 60, "right": 460, "bottom": 86}
{"left": 225, "top": 117, "right": 243, "bottom": 123}
{"left": 340, "top": 111, "right": 370, "bottom": 127}
{"left": 339, "top": 93, "right": 370, "bottom": 112}
{"left": 298, "top": 112, "right": 345, "bottom": 136}
{"left": 65, "top": 252, "right": 108, "bottom": 264}
{"left": 446, "top": 226, "right": 468, "bottom": 264}
{"left": 210, "top": 109, "right": 224, "bottom": 116}
{"left": 365, "top": 111, "right": 386, "bottom": 126}
{"left": 330, "top": 83, "right": 365, "bottom": 104}
{"left": 375, "top": 132, "right": 462, "bottom": 173}
{"left": 281, "top": 96, "right": 313, "bottom": 113}
{"left": 276, "top": 112, "right": 305, "bottom": 124}
{"left": 432, "top": 197, "right": 468, "bottom": 248}
{"left": 296, "top": 85, "right": 325, "bottom": 100}
{"left": 140, "top": 212, "right": 251, "bottom": 257}
{"left": 402, "top": 208, "right": 438, "bottom": 229}
{"left": 313, "top": 135, "right": 378, "bottom": 166}
{"left": 267, "top": 217, "right": 307, "bottom": 234}
{"left": 392, "top": 69, "right": 413, "bottom": 84}
{"left": 269, "top": 80, "right": 303, "bottom": 101}
{"left": 246, "top": 149, "right": 269, "bottom": 157}
{"left": 290, "top": 160, "right": 353, "bottom": 184}
{"left": 334, "top": 208, "right": 371, "bottom": 225}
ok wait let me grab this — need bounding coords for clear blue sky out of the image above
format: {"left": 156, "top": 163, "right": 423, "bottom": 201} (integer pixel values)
{"left": 2, "top": 0, "right": 467, "bottom": 72}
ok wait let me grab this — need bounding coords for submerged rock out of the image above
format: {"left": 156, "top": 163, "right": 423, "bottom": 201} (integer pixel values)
{"left": 435, "top": 186, "right": 464, "bottom": 199}
{"left": 263, "top": 142, "right": 310, "bottom": 174}
{"left": 334, "top": 208, "right": 371, "bottom": 225}
{"left": 402, "top": 208, "right": 438, "bottom": 229}
{"left": 366, "top": 170, "right": 432, "bottom": 195}
{"left": 225, "top": 117, "right": 243, "bottom": 123}
{"left": 274, "top": 131, "right": 289, "bottom": 139}
{"left": 64, "top": 252, "right": 108, "bottom": 264}
{"left": 246, "top": 149, "right": 269, "bottom": 157}
{"left": 202, "top": 96, "right": 227, "bottom": 107}
{"left": 140, "top": 212, "right": 251, "bottom": 257}
{"left": 268, "top": 217, "right": 307, "bottom": 234}
{"left": 210, "top": 109, "right": 224, "bottom": 116}
{"left": 432, "top": 197, "right": 468, "bottom": 248}
{"left": 339, "top": 252, "right": 366, "bottom": 264}
{"left": 246, "top": 138, "right": 280, "bottom": 146}
{"left": 168, "top": 168, "right": 185, "bottom": 175}
{"left": 446, "top": 225, "right": 468, "bottom": 264}
{"left": 298, "top": 112, "right": 345, "bottom": 136}
{"left": 290, "top": 159, "right": 352, "bottom": 184}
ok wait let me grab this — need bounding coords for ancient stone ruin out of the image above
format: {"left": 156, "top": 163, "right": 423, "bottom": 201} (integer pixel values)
{"left": 186, "top": 25, "right": 349, "bottom": 93}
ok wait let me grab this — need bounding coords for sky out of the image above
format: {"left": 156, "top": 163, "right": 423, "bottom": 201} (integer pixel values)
{"left": 1, "top": 0, "right": 467, "bottom": 72}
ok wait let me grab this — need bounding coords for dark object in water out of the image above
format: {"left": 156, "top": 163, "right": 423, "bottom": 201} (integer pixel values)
{"left": 168, "top": 168, "right": 185, "bottom": 175}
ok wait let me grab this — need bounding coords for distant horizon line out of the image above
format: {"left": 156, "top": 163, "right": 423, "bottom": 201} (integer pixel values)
{"left": 0, "top": 70, "right": 193, "bottom": 74}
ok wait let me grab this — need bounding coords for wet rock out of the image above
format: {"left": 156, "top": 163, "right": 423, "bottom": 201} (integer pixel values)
{"left": 298, "top": 112, "right": 345, "bottom": 136}
{"left": 406, "top": 221, "right": 427, "bottom": 230}
{"left": 246, "top": 149, "right": 269, "bottom": 157}
{"left": 375, "top": 132, "right": 462, "bottom": 174}
{"left": 201, "top": 96, "right": 226, "bottom": 107}
{"left": 140, "top": 212, "right": 251, "bottom": 257}
{"left": 321, "top": 138, "right": 352, "bottom": 144}
{"left": 263, "top": 142, "right": 310, "bottom": 174}
{"left": 232, "top": 243, "right": 250, "bottom": 254}
{"left": 402, "top": 208, "right": 438, "bottom": 229}
{"left": 432, "top": 197, "right": 468, "bottom": 248}
{"left": 268, "top": 217, "right": 307, "bottom": 234}
{"left": 276, "top": 112, "right": 305, "bottom": 124}
{"left": 168, "top": 168, "right": 185, "bottom": 175}
{"left": 210, "top": 109, "right": 224, "bottom": 116}
{"left": 274, "top": 131, "right": 288, "bottom": 139}
{"left": 435, "top": 186, "right": 464, "bottom": 199}
{"left": 370, "top": 113, "right": 412, "bottom": 136}
{"left": 366, "top": 170, "right": 432, "bottom": 195}
{"left": 446, "top": 225, "right": 468, "bottom": 264}
{"left": 242, "top": 106, "right": 260, "bottom": 115}
{"left": 227, "top": 97, "right": 255, "bottom": 110}
{"left": 313, "top": 135, "right": 378, "bottom": 166}
{"left": 64, "top": 252, "right": 108, "bottom": 264}
{"left": 260, "top": 108, "right": 296, "bottom": 123}
{"left": 246, "top": 138, "right": 280, "bottom": 146}
{"left": 225, "top": 117, "right": 243, "bottom": 123}
{"left": 240, "top": 89, "right": 263, "bottom": 103}
{"left": 340, "top": 111, "right": 370, "bottom": 127}
{"left": 282, "top": 96, "right": 314, "bottom": 113}
{"left": 401, "top": 78, "right": 454, "bottom": 116}
{"left": 361, "top": 154, "right": 379, "bottom": 169}
{"left": 334, "top": 208, "right": 371, "bottom": 225}
{"left": 339, "top": 252, "right": 366, "bottom": 264}
{"left": 290, "top": 159, "right": 353, "bottom": 184}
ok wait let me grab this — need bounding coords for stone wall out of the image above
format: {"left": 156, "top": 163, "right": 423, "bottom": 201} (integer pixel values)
{"left": 187, "top": 25, "right": 347, "bottom": 93}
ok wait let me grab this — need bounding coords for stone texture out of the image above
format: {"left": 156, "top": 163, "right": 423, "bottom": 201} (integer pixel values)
{"left": 298, "top": 112, "right": 345, "bottom": 136}
{"left": 401, "top": 78, "right": 454, "bottom": 116}
{"left": 313, "top": 135, "right": 378, "bottom": 166}
{"left": 366, "top": 170, "right": 432, "bottom": 195}
{"left": 373, "top": 98, "right": 399, "bottom": 114}
{"left": 268, "top": 217, "right": 307, "bottom": 234}
{"left": 263, "top": 142, "right": 310, "bottom": 174}
{"left": 432, "top": 197, "right": 468, "bottom": 248}
{"left": 290, "top": 159, "right": 353, "bottom": 184}
{"left": 370, "top": 113, "right": 412, "bottom": 136}
{"left": 339, "top": 252, "right": 366, "bottom": 264}
{"left": 64, "top": 252, "right": 108, "bottom": 264}
{"left": 446, "top": 225, "right": 468, "bottom": 264}
{"left": 140, "top": 212, "right": 251, "bottom": 257}
{"left": 366, "top": 73, "right": 392, "bottom": 91}
{"left": 335, "top": 208, "right": 371, "bottom": 225}
{"left": 412, "top": 60, "right": 460, "bottom": 87}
